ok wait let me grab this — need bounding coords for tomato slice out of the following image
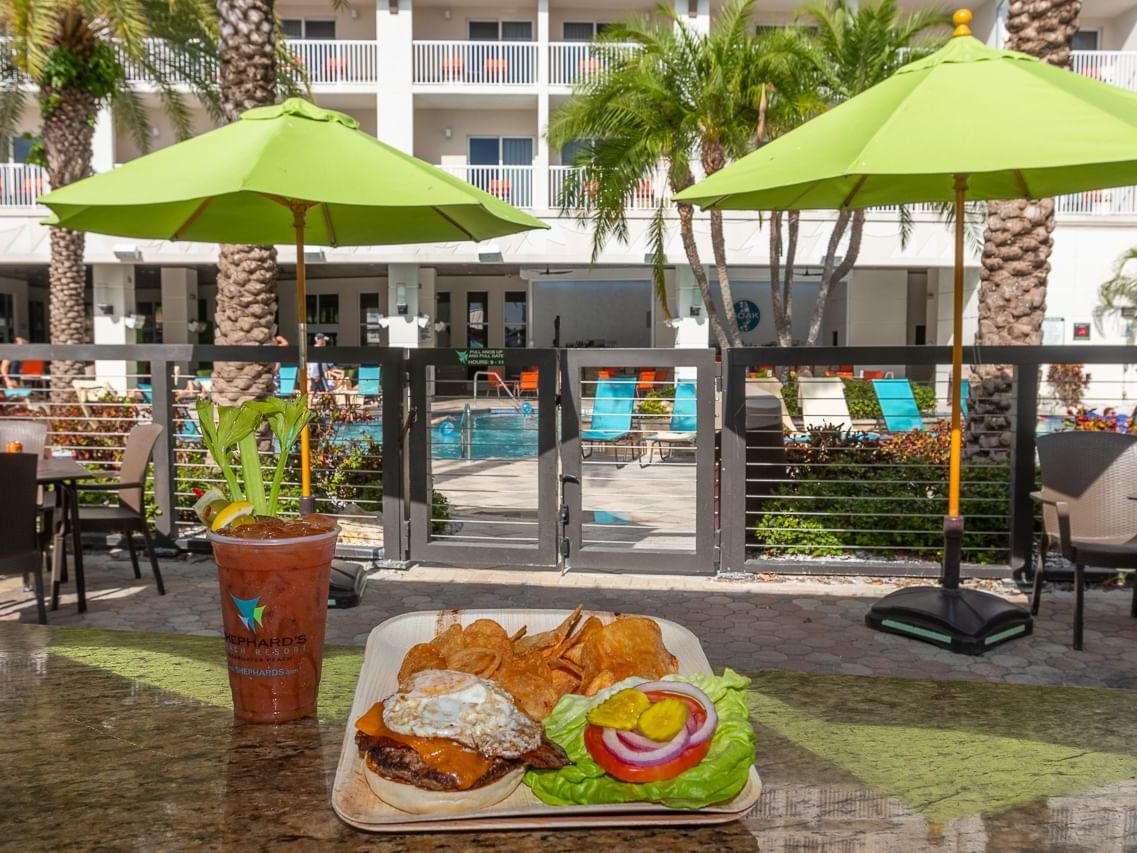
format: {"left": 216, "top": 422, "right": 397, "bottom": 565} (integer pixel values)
{"left": 584, "top": 724, "right": 713, "bottom": 783}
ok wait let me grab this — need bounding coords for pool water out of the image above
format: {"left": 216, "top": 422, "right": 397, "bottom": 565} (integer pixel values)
{"left": 335, "top": 410, "right": 538, "bottom": 460}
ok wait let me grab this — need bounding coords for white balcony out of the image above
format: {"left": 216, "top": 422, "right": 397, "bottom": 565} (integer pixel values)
{"left": 413, "top": 41, "right": 538, "bottom": 86}
{"left": 117, "top": 38, "right": 378, "bottom": 86}
{"left": 1070, "top": 50, "right": 1137, "bottom": 91}
{"left": 548, "top": 42, "right": 640, "bottom": 87}
{"left": 0, "top": 164, "right": 49, "bottom": 209}
{"left": 1055, "top": 185, "right": 1137, "bottom": 216}
{"left": 549, "top": 166, "right": 671, "bottom": 211}
{"left": 440, "top": 165, "right": 535, "bottom": 208}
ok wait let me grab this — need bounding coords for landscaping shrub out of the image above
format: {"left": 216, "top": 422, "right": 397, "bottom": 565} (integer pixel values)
{"left": 754, "top": 513, "right": 843, "bottom": 557}
{"left": 1046, "top": 363, "right": 1090, "bottom": 409}
{"left": 754, "top": 422, "right": 1011, "bottom": 563}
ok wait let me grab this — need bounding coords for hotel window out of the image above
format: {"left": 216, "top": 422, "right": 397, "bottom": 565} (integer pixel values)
{"left": 282, "top": 19, "right": 336, "bottom": 39}
{"left": 468, "top": 138, "right": 534, "bottom": 206}
{"left": 360, "top": 293, "right": 384, "bottom": 346}
{"left": 504, "top": 292, "right": 527, "bottom": 348}
{"left": 1071, "top": 29, "right": 1100, "bottom": 51}
{"left": 467, "top": 292, "right": 489, "bottom": 349}
{"left": 306, "top": 293, "right": 339, "bottom": 345}
{"left": 562, "top": 22, "right": 612, "bottom": 40}
{"left": 468, "top": 20, "right": 533, "bottom": 40}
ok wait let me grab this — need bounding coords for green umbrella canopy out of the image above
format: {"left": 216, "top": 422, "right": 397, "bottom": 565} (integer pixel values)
{"left": 40, "top": 98, "right": 548, "bottom": 244}
{"left": 675, "top": 25, "right": 1137, "bottom": 211}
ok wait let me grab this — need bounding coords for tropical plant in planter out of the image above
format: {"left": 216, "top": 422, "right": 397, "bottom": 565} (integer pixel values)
{"left": 192, "top": 395, "right": 340, "bottom": 724}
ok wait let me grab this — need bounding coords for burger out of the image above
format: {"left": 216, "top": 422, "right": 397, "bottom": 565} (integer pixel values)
{"left": 354, "top": 669, "right": 570, "bottom": 814}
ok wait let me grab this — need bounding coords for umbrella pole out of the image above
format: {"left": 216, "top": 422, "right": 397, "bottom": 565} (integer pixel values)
{"left": 293, "top": 204, "right": 315, "bottom": 516}
{"left": 943, "top": 175, "right": 968, "bottom": 588}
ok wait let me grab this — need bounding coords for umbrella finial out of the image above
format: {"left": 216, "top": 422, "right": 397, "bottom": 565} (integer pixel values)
{"left": 952, "top": 9, "right": 972, "bottom": 37}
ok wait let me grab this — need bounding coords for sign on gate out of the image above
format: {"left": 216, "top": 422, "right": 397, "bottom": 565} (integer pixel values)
{"left": 456, "top": 348, "right": 505, "bottom": 367}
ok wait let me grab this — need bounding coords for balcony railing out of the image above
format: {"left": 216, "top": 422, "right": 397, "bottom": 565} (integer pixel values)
{"left": 440, "top": 165, "right": 534, "bottom": 208}
{"left": 412, "top": 41, "right": 538, "bottom": 86}
{"left": 1071, "top": 50, "right": 1137, "bottom": 91}
{"left": 117, "top": 38, "right": 378, "bottom": 86}
{"left": 549, "top": 166, "right": 671, "bottom": 211}
{"left": 1055, "top": 185, "right": 1137, "bottom": 216}
{"left": 0, "top": 164, "right": 49, "bottom": 208}
{"left": 548, "top": 42, "right": 640, "bottom": 86}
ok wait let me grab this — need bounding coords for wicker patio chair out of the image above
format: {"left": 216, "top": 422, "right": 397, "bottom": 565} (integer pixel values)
{"left": 73, "top": 422, "right": 166, "bottom": 595}
{"left": 0, "top": 453, "right": 47, "bottom": 623}
{"left": 1033, "top": 431, "right": 1137, "bottom": 650}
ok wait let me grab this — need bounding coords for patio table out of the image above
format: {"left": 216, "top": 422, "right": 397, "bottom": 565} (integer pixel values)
{"left": 3, "top": 622, "right": 1134, "bottom": 850}
{"left": 37, "top": 457, "right": 100, "bottom": 613}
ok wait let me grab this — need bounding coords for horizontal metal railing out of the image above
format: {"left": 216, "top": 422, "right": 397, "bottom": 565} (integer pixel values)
{"left": 412, "top": 40, "right": 538, "bottom": 85}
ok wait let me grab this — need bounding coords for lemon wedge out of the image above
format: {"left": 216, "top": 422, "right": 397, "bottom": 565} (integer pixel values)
{"left": 210, "top": 501, "right": 255, "bottom": 532}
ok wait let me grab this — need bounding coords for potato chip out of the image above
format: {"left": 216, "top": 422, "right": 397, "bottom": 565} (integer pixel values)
{"left": 397, "top": 642, "right": 446, "bottom": 686}
{"left": 512, "top": 605, "right": 583, "bottom": 658}
{"left": 549, "top": 667, "right": 579, "bottom": 696}
{"left": 552, "top": 657, "right": 582, "bottom": 678}
{"left": 579, "top": 616, "right": 678, "bottom": 695}
{"left": 561, "top": 615, "right": 603, "bottom": 666}
{"left": 462, "top": 619, "right": 513, "bottom": 657}
{"left": 446, "top": 647, "right": 502, "bottom": 679}
{"left": 582, "top": 669, "right": 617, "bottom": 696}
{"left": 428, "top": 623, "right": 464, "bottom": 659}
{"left": 495, "top": 661, "right": 561, "bottom": 720}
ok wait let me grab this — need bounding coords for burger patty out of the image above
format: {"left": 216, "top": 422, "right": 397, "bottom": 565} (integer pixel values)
{"left": 356, "top": 731, "right": 570, "bottom": 792}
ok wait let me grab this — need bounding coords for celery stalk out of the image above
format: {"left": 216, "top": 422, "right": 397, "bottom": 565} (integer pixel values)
{"left": 238, "top": 433, "right": 267, "bottom": 516}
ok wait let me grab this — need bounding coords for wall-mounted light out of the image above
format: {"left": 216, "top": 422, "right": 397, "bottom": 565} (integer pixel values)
{"left": 303, "top": 249, "right": 326, "bottom": 263}
{"left": 187, "top": 319, "right": 208, "bottom": 333}
{"left": 688, "top": 305, "right": 702, "bottom": 317}
{"left": 443, "top": 7, "right": 451, "bottom": 18}
{"left": 395, "top": 284, "right": 408, "bottom": 315}
{"left": 665, "top": 317, "right": 682, "bottom": 328}
{"left": 434, "top": 320, "right": 449, "bottom": 333}
{"left": 123, "top": 314, "right": 147, "bottom": 329}
{"left": 113, "top": 245, "right": 143, "bottom": 262}
{"left": 416, "top": 312, "right": 431, "bottom": 329}
{"left": 444, "top": 126, "right": 452, "bottom": 139}
{"left": 97, "top": 303, "right": 115, "bottom": 316}
{"left": 478, "top": 243, "right": 504, "bottom": 263}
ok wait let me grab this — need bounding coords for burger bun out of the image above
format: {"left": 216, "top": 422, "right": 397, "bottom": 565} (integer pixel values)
{"left": 363, "top": 761, "right": 524, "bottom": 815}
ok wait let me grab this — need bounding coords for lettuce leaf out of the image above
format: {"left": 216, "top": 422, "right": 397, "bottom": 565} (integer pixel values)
{"left": 523, "top": 669, "right": 756, "bottom": 809}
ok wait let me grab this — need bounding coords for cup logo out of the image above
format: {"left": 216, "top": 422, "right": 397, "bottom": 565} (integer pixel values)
{"left": 230, "top": 595, "right": 266, "bottom": 634}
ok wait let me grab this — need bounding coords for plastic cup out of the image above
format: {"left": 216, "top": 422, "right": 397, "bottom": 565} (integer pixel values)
{"left": 210, "top": 526, "right": 338, "bottom": 723}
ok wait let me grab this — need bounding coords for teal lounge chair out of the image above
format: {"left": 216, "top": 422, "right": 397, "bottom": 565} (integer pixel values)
{"left": 581, "top": 377, "right": 636, "bottom": 461}
{"left": 277, "top": 366, "right": 298, "bottom": 396}
{"left": 643, "top": 382, "right": 697, "bottom": 464}
{"left": 358, "top": 366, "right": 381, "bottom": 398}
{"left": 872, "top": 378, "right": 924, "bottom": 432}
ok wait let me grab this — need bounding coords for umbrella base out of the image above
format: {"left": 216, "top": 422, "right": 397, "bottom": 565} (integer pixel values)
{"left": 865, "top": 587, "right": 1032, "bottom": 656}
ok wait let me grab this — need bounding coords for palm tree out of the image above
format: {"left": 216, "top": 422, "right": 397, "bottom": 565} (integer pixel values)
{"left": 969, "top": 1, "right": 1080, "bottom": 457}
{"left": 767, "top": 0, "right": 945, "bottom": 348}
{"left": 1100, "top": 247, "right": 1137, "bottom": 315}
{"left": 212, "top": 0, "right": 280, "bottom": 404}
{"left": 0, "top": 0, "right": 218, "bottom": 396}
{"left": 549, "top": 0, "right": 811, "bottom": 349}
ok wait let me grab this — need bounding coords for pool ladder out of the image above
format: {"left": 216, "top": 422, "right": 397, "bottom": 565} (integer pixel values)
{"left": 460, "top": 403, "right": 473, "bottom": 462}
{"left": 473, "top": 370, "right": 525, "bottom": 413}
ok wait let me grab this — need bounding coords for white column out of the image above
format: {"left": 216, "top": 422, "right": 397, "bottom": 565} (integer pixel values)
{"left": 91, "top": 106, "right": 115, "bottom": 173}
{"left": 418, "top": 267, "right": 437, "bottom": 347}
{"left": 387, "top": 263, "right": 421, "bottom": 347}
{"left": 675, "top": 0, "right": 710, "bottom": 35}
{"left": 534, "top": 0, "right": 550, "bottom": 211}
{"left": 377, "top": 0, "right": 415, "bottom": 152}
{"left": 161, "top": 267, "right": 199, "bottom": 383}
{"left": 674, "top": 266, "right": 710, "bottom": 349}
{"left": 92, "top": 264, "right": 136, "bottom": 393}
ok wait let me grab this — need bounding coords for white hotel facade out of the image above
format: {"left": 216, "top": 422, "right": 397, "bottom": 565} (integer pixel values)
{"left": 1, "top": 0, "right": 1136, "bottom": 365}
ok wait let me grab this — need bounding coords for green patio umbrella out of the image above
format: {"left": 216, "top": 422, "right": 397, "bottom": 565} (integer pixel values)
{"left": 677, "top": 9, "right": 1137, "bottom": 654}
{"left": 40, "top": 97, "right": 547, "bottom": 512}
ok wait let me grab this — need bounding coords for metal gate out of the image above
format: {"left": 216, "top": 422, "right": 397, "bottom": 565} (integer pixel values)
{"left": 407, "top": 348, "right": 559, "bottom": 567}
{"left": 559, "top": 349, "right": 717, "bottom": 574}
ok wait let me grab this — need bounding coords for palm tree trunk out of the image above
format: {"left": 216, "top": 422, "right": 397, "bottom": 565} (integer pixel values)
{"left": 703, "top": 141, "right": 743, "bottom": 347}
{"left": 42, "top": 86, "right": 98, "bottom": 398}
{"left": 768, "top": 210, "right": 799, "bottom": 347}
{"left": 214, "top": 0, "right": 279, "bottom": 404}
{"left": 676, "top": 202, "right": 730, "bottom": 351}
{"left": 970, "top": 0, "right": 1079, "bottom": 458}
{"left": 805, "top": 210, "right": 864, "bottom": 346}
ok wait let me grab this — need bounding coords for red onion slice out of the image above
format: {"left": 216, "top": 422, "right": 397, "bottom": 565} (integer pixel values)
{"left": 601, "top": 724, "right": 689, "bottom": 767}
{"left": 617, "top": 729, "right": 666, "bottom": 751}
{"left": 635, "top": 681, "right": 718, "bottom": 747}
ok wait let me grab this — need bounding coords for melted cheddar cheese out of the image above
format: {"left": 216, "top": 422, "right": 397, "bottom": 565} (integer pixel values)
{"left": 355, "top": 702, "right": 497, "bottom": 790}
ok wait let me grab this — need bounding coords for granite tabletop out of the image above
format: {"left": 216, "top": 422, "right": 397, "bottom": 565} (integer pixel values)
{"left": 2, "top": 622, "right": 1135, "bottom": 852}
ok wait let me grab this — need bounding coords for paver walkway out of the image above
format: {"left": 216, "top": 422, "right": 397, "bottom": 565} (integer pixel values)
{"left": 2, "top": 550, "right": 1134, "bottom": 689}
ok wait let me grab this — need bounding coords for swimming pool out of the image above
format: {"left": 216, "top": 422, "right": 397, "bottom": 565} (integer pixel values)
{"left": 336, "top": 410, "right": 539, "bottom": 460}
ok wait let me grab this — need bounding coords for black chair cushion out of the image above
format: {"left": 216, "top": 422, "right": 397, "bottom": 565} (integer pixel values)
{"left": 78, "top": 505, "right": 145, "bottom": 532}
{"left": 1070, "top": 537, "right": 1137, "bottom": 569}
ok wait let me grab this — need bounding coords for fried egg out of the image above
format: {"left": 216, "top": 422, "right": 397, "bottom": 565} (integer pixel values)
{"left": 381, "top": 669, "right": 543, "bottom": 758}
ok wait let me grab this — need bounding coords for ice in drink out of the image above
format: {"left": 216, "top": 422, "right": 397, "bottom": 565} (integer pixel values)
{"left": 211, "top": 515, "right": 338, "bottom": 723}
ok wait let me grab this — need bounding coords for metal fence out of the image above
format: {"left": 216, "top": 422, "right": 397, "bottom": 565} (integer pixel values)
{"left": 2, "top": 343, "right": 1133, "bottom": 576}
